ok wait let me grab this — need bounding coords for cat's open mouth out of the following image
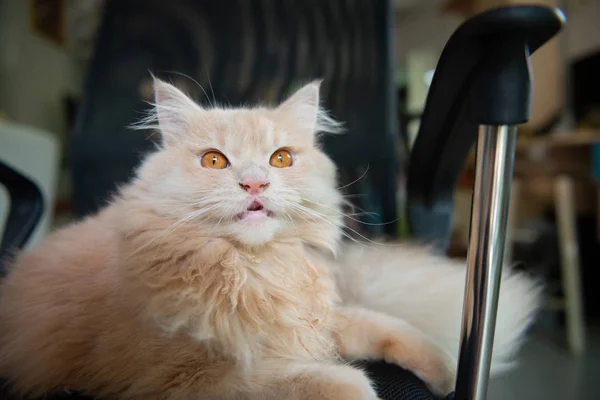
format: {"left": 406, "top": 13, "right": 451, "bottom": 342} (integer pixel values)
{"left": 236, "top": 200, "right": 273, "bottom": 221}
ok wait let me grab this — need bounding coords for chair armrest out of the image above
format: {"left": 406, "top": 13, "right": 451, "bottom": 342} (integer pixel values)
{"left": 0, "top": 160, "right": 44, "bottom": 274}
{"left": 406, "top": 5, "right": 565, "bottom": 250}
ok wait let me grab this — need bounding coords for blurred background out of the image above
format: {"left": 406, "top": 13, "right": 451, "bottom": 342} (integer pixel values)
{"left": 0, "top": 0, "right": 599, "bottom": 398}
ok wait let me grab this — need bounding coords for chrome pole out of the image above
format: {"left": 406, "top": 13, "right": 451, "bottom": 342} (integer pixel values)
{"left": 454, "top": 125, "right": 518, "bottom": 400}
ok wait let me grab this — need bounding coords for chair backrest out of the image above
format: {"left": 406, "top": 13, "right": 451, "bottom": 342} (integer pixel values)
{"left": 71, "top": 0, "right": 399, "bottom": 237}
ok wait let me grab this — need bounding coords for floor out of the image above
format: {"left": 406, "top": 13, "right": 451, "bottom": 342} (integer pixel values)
{"left": 487, "top": 324, "right": 600, "bottom": 400}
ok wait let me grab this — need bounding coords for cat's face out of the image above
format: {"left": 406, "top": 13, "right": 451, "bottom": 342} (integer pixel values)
{"left": 132, "top": 78, "right": 344, "bottom": 251}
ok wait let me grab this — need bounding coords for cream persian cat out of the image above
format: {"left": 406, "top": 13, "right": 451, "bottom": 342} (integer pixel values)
{"left": 0, "top": 78, "right": 540, "bottom": 400}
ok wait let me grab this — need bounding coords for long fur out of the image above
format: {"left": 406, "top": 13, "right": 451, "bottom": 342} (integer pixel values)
{"left": 0, "top": 78, "right": 541, "bottom": 400}
{"left": 332, "top": 243, "right": 542, "bottom": 375}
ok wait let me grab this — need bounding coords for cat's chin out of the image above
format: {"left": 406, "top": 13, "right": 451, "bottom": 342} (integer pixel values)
{"left": 228, "top": 218, "right": 282, "bottom": 247}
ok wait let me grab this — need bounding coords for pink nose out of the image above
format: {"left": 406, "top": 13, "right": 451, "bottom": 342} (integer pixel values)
{"left": 239, "top": 180, "right": 269, "bottom": 195}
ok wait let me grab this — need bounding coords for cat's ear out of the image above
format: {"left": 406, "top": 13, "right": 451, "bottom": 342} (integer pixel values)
{"left": 277, "top": 81, "right": 342, "bottom": 136}
{"left": 151, "top": 76, "right": 202, "bottom": 146}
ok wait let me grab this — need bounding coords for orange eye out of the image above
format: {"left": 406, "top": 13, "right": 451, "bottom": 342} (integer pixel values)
{"left": 269, "top": 149, "right": 293, "bottom": 168}
{"left": 200, "top": 151, "right": 229, "bottom": 169}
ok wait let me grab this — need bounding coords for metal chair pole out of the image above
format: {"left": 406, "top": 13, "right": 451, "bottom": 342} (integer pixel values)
{"left": 454, "top": 125, "right": 518, "bottom": 400}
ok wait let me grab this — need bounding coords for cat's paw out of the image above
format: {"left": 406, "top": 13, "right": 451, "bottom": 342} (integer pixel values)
{"left": 297, "top": 364, "right": 379, "bottom": 400}
{"left": 382, "top": 338, "right": 456, "bottom": 396}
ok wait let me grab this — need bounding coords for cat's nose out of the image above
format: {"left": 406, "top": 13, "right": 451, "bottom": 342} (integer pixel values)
{"left": 239, "top": 179, "right": 270, "bottom": 195}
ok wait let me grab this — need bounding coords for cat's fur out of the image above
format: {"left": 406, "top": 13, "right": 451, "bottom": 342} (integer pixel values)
{"left": 0, "top": 78, "right": 541, "bottom": 400}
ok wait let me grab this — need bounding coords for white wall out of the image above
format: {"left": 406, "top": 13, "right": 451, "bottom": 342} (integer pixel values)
{"left": 566, "top": 0, "right": 600, "bottom": 61}
{"left": 0, "top": 1, "right": 82, "bottom": 240}
{"left": 394, "top": 8, "right": 464, "bottom": 146}
{"left": 0, "top": 1, "right": 82, "bottom": 138}
{"left": 394, "top": 8, "right": 463, "bottom": 66}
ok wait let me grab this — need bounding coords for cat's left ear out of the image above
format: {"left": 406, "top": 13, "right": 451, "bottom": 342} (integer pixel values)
{"left": 152, "top": 76, "right": 202, "bottom": 146}
{"left": 277, "top": 81, "right": 342, "bottom": 137}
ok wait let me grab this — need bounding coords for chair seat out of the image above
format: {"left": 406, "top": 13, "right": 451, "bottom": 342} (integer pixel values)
{"left": 359, "top": 361, "right": 447, "bottom": 400}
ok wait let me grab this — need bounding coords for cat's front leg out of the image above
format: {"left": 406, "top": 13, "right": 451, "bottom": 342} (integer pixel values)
{"left": 332, "top": 306, "right": 456, "bottom": 396}
{"left": 217, "top": 361, "right": 380, "bottom": 400}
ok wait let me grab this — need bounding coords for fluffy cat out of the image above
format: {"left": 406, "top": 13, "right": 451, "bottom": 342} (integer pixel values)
{"left": 0, "top": 78, "right": 541, "bottom": 400}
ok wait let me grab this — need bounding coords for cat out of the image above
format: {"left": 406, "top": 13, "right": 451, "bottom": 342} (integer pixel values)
{"left": 0, "top": 77, "right": 541, "bottom": 400}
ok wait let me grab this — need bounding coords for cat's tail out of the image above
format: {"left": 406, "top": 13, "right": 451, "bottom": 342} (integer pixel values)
{"left": 333, "top": 243, "right": 543, "bottom": 376}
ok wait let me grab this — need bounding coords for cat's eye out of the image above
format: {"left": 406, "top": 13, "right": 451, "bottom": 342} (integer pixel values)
{"left": 269, "top": 149, "right": 293, "bottom": 168}
{"left": 201, "top": 151, "right": 229, "bottom": 169}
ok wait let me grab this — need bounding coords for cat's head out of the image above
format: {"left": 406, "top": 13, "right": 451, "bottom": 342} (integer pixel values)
{"left": 129, "top": 77, "right": 344, "bottom": 252}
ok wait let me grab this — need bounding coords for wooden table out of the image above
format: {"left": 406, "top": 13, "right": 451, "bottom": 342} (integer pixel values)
{"left": 510, "top": 128, "right": 600, "bottom": 355}
{"left": 454, "top": 128, "right": 600, "bottom": 354}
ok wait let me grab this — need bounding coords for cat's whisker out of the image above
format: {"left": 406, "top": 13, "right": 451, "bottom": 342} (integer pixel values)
{"left": 300, "top": 197, "right": 399, "bottom": 227}
{"left": 338, "top": 197, "right": 385, "bottom": 219}
{"left": 205, "top": 69, "right": 217, "bottom": 106}
{"left": 302, "top": 197, "right": 367, "bottom": 217}
{"left": 337, "top": 164, "right": 370, "bottom": 190}
{"left": 287, "top": 206, "right": 368, "bottom": 248}
{"left": 335, "top": 196, "right": 381, "bottom": 219}
{"left": 294, "top": 197, "right": 387, "bottom": 226}
{"left": 206, "top": 213, "right": 229, "bottom": 237}
{"left": 129, "top": 205, "right": 221, "bottom": 257}
{"left": 289, "top": 203, "right": 393, "bottom": 248}
{"left": 286, "top": 206, "right": 350, "bottom": 243}
{"left": 286, "top": 206, "right": 316, "bottom": 227}
{"left": 152, "top": 202, "right": 224, "bottom": 222}
{"left": 283, "top": 214, "right": 300, "bottom": 236}
{"left": 286, "top": 206, "right": 345, "bottom": 247}
{"left": 286, "top": 204, "right": 358, "bottom": 244}
{"left": 164, "top": 70, "right": 215, "bottom": 108}
{"left": 149, "top": 201, "right": 214, "bottom": 214}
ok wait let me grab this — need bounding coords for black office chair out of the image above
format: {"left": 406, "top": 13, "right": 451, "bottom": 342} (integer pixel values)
{"left": 0, "top": 4, "right": 565, "bottom": 400}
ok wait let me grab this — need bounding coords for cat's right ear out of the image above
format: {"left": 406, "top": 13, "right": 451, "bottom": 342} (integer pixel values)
{"left": 151, "top": 76, "right": 202, "bottom": 147}
{"left": 276, "top": 81, "right": 343, "bottom": 139}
